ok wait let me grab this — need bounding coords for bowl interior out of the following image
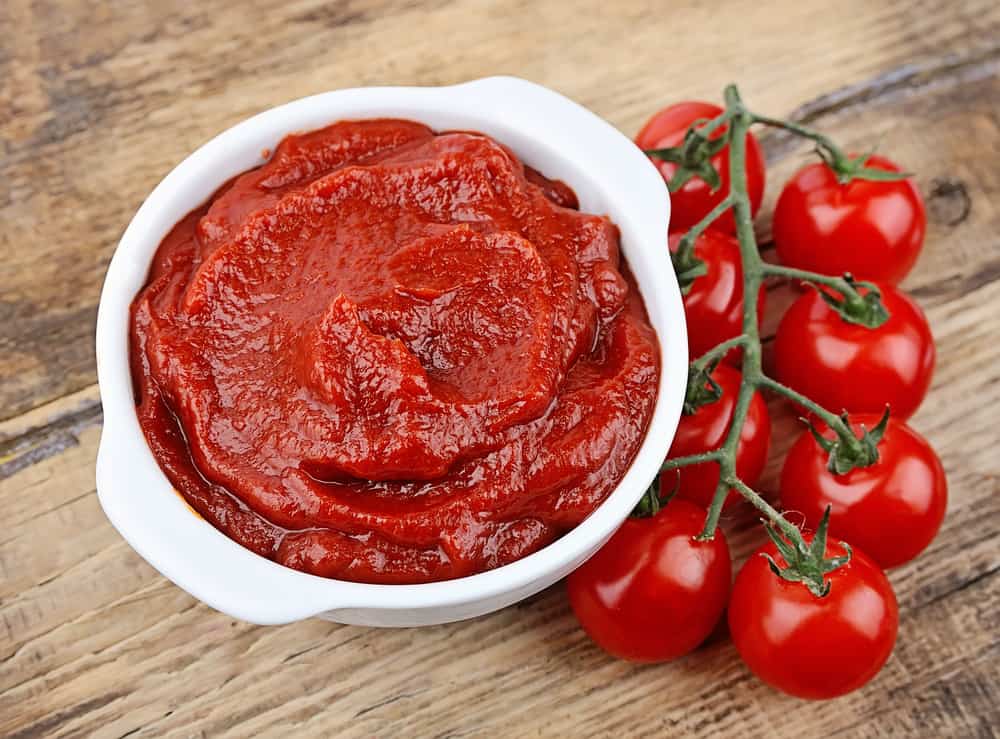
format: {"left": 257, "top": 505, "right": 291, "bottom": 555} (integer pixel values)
{"left": 95, "top": 77, "right": 685, "bottom": 625}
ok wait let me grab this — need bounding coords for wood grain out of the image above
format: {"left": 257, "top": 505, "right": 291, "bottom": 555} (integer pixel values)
{"left": 2, "top": 0, "right": 999, "bottom": 736}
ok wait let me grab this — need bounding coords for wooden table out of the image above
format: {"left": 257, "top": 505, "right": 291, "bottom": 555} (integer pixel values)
{"left": 3, "top": 1, "right": 999, "bottom": 736}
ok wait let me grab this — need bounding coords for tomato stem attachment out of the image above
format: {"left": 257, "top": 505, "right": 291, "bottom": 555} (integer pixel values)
{"left": 632, "top": 467, "right": 681, "bottom": 518}
{"left": 803, "top": 406, "right": 891, "bottom": 475}
{"left": 683, "top": 360, "right": 724, "bottom": 415}
{"left": 717, "top": 477, "right": 808, "bottom": 549}
{"left": 644, "top": 109, "right": 735, "bottom": 194}
{"left": 757, "top": 376, "right": 855, "bottom": 443}
{"left": 747, "top": 113, "right": 909, "bottom": 185}
{"left": 761, "top": 506, "right": 851, "bottom": 598}
{"left": 763, "top": 265, "right": 889, "bottom": 328}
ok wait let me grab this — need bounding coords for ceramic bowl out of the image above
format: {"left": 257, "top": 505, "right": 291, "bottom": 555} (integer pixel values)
{"left": 95, "top": 76, "right": 685, "bottom": 626}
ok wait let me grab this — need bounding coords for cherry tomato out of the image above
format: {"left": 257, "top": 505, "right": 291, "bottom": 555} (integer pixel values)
{"left": 662, "top": 363, "right": 770, "bottom": 509}
{"left": 780, "top": 414, "right": 946, "bottom": 569}
{"left": 774, "top": 282, "right": 935, "bottom": 420}
{"left": 671, "top": 230, "right": 766, "bottom": 362}
{"left": 773, "top": 155, "right": 925, "bottom": 285}
{"left": 729, "top": 533, "right": 898, "bottom": 699}
{"left": 637, "top": 102, "right": 766, "bottom": 233}
{"left": 568, "top": 499, "right": 731, "bottom": 663}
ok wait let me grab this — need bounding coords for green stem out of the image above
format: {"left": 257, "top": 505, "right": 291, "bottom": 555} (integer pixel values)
{"left": 729, "top": 477, "right": 807, "bottom": 548}
{"left": 660, "top": 449, "right": 722, "bottom": 472}
{"left": 749, "top": 112, "right": 848, "bottom": 163}
{"left": 694, "top": 86, "right": 764, "bottom": 540}
{"left": 750, "top": 112, "right": 907, "bottom": 185}
{"left": 690, "top": 334, "right": 750, "bottom": 369}
{"left": 756, "top": 376, "right": 865, "bottom": 458}
{"left": 695, "top": 109, "right": 736, "bottom": 140}
{"left": 762, "top": 262, "right": 852, "bottom": 289}
{"left": 677, "top": 195, "right": 735, "bottom": 248}
{"left": 696, "top": 475, "right": 733, "bottom": 542}
{"left": 762, "top": 263, "right": 888, "bottom": 329}
{"left": 757, "top": 376, "right": 844, "bottom": 434}
{"left": 672, "top": 194, "right": 735, "bottom": 274}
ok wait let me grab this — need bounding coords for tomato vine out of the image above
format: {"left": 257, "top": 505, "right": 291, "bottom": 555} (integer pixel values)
{"left": 646, "top": 84, "right": 906, "bottom": 596}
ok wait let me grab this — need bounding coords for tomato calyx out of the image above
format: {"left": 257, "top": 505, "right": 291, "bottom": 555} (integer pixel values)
{"left": 671, "top": 233, "right": 708, "bottom": 294}
{"left": 762, "top": 507, "right": 851, "bottom": 597}
{"left": 814, "top": 145, "right": 911, "bottom": 186}
{"left": 683, "top": 359, "right": 724, "bottom": 415}
{"left": 632, "top": 472, "right": 678, "bottom": 518}
{"left": 644, "top": 116, "right": 731, "bottom": 193}
{"left": 803, "top": 407, "right": 890, "bottom": 475}
{"left": 815, "top": 275, "right": 890, "bottom": 329}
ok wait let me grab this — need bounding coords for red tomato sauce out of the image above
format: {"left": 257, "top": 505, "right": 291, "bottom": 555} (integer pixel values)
{"left": 130, "top": 119, "right": 660, "bottom": 584}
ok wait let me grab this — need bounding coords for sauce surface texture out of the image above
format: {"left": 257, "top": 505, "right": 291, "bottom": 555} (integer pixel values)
{"left": 131, "top": 119, "right": 660, "bottom": 584}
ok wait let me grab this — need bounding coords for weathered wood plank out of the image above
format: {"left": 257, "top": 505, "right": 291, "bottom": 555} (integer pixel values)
{"left": 1, "top": 263, "right": 996, "bottom": 737}
{"left": 0, "top": 385, "right": 102, "bottom": 485}
{"left": 2, "top": 0, "right": 999, "bottom": 736}
{"left": 2, "top": 0, "right": 998, "bottom": 420}
{"left": 0, "top": 473, "right": 994, "bottom": 738}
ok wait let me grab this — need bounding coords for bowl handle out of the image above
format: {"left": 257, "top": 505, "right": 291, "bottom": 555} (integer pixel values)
{"left": 95, "top": 426, "right": 356, "bottom": 624}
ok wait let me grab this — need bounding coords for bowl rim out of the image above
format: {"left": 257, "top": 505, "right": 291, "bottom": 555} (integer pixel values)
{"left": 95, "top": 75, "right": 685, "bottom": 624}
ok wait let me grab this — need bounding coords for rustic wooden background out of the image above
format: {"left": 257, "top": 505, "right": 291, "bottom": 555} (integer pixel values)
{"left": 2, "top": 0, "right": 999, "bottom": 736}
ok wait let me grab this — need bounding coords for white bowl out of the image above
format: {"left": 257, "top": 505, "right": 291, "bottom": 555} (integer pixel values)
{"left": 95, "top": 76, "right": 685, "bottom": 626}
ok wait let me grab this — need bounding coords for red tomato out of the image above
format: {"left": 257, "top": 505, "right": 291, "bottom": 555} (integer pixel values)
{"left": 637, "top": 102, "right": 766, "bottom": 233}
{"left": 729, "top": 533, "right": 898, "bottom": 699}
{"left": 662, "top": 364, "right": 771, "bottom": 509}
{"left": 774, "top": 283, "right": 935, "bottom": 420}
{"left": 567, "top": 499, "right": 731, "bottom": 663}
{"left": 671, "top": 230, "right": 766, "bottom": 362}
{"left": 773, "top": 155, "right": 925, "bottom": 284}
{"left": 780, "top": 414, "right": 947, "bottom": 569}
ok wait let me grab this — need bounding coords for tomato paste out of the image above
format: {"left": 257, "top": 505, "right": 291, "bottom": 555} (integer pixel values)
{"left": 131, "top": 119, "right": 660, "bottom": 584}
